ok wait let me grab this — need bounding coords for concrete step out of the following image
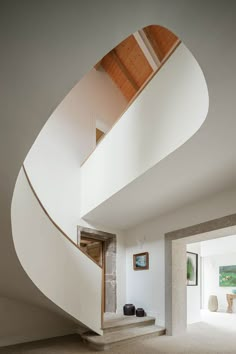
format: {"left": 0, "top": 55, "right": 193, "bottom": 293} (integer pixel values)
{"left": 103, "top": 314, "right": 156, "bottom": 333}
{"left": 81, "top": 324, "right": 165, "bottom": 351}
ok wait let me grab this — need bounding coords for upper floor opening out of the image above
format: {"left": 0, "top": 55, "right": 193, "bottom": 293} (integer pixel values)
{"left": 79, "top": 24, "right": 180, "bottom": 162}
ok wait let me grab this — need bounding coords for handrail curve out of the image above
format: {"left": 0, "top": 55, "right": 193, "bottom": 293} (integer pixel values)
{"left": 12, "top": 167, "right": 103, "bottom": 334}
{"left": 22, "top": 164, "right": 102, "bottom": 269}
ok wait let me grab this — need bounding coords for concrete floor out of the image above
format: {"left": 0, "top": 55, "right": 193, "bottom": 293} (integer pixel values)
{"left": 1, "top": 311, "right": 236, "bottom": 354}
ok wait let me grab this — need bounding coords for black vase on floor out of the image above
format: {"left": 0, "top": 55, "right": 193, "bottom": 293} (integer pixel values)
{"left": 136, "top": 308, "right": 145, "bottom": 317}
{"left": 123, "top": 304, "right": 135, "bottom": 316}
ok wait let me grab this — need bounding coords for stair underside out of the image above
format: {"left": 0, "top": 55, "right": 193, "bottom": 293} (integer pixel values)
{"left": 81, "top": 315, "right": 165, "bottom": 351}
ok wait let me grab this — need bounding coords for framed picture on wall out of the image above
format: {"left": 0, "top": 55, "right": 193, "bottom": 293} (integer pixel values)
{"left": 219, "top": 265, "right": 236, "bottom": 287}
{"left": 187, "top": 252, "right": 198, "bottom": 286}
{"left": 133, "top": 252, "right": 149, "bottom": 270}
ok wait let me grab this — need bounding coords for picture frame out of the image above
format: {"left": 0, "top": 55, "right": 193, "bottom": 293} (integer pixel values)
{"left": 133, "top": 252, "right": 149, "bottom": 271}
{"left": 187, "top": 252, "right": 198, "bottom": 286}
{"left": 219, "top": 265, "right": 236, "bottom": 287}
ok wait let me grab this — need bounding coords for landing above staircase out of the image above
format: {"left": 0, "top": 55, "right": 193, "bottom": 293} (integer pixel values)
{"left": 81, "top": 313, "right": 165, "bottom": 351}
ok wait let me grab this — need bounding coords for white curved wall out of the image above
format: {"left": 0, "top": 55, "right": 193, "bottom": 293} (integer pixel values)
{"left": 11, "top": 168, "right": 103, "bottom": 335}
{"left": 24, "top": 68, "right": 127, "bottom": 242}
{"left": 80, "top": 43, "right": 209, "bottom": 217}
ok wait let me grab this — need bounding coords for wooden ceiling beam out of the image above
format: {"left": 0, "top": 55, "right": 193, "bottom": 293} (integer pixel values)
{"left": 143, "top": 26, "right": 179, "bottom": 62}
{"left": 80, "top": 239, "right": 94, "bottom": 245}
{"left": 110, "top": 50, "right": 139, "bottom": 92}
{"left": 143, "top": 27, "right": 163, "bottom": 61}
{"left": 101, "top": 53, "right": 136, "bottom": 101}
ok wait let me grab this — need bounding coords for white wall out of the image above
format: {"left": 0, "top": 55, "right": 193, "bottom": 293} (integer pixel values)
{"left": 12, "top": 168, "right": 103, "bottom": 335}
{"left": 126, "top": 233, "right": 165, "bottom": 325}
{"left": 187, "top": 243, "right": 201, "bottom": 324}
{"left": 125, "top": 186, "right": 236, "bottom": 327}
{"left": 24, "top": 68, "right": 127, "bottom": 243}
{"left": 81, "top": 43, "right": 209, "bottom": 217}
{"left": 201, "top": 236, "right": 236, "bottom": 312}
{"left": 202, "top": 253, "right": 236, "bottom": 311}
{"left": 201, "top": 235, "right": 236, "bottom": 257}
{"left": 0, "top": 297, "right": 77, "bottom": 347}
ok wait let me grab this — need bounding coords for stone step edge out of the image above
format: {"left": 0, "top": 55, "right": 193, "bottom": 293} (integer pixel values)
{"left": 81, "top": 325, "right": 166, "bottom": 349}
{"left": 103, "top": 316, "right": 156, "bottom": 333}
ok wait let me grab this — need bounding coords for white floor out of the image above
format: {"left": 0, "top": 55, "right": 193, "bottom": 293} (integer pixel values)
{"left": 142, "top": 310, "right": 236, "bottom": 354}
{"left": 200, "top": 309, "right": 236, "bottom": 331}
{"left": 2, "top": 310, "right": 236, "bottom": 353}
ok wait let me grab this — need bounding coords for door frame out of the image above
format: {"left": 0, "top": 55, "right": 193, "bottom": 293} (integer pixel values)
{"left": 77, "top": 226, "right": 117, "bottom": 324}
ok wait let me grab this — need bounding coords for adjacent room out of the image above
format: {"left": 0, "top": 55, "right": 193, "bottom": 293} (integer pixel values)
{"left": 187, "top": 234, "right": 236, "bottom": 329}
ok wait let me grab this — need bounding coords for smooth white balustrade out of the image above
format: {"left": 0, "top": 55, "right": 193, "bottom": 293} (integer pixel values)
{"left": 11, "top": 168, "right": 103, "bottom": 335}
{"left": 24, "top": 68, "right": 127, "bottom": 243}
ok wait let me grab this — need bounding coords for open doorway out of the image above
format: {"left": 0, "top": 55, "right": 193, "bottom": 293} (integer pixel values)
{"left": 165, "top": 213, "right": 236, "bottom": 335}
{"left": 186, "top": 235, "right": 236, "bottom": 328}
{"left": 80, "top": 236, "right": 104, "bottom": 267}
{"left": 77, "top": 226, "right": 117, "bottom": 315}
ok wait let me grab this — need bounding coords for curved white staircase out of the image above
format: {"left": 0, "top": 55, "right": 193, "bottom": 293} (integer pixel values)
{"left": 10, "top": 36, "right": 208, "bottom": 340}
{"left": 12, "top": 167, "right": 103, "bottom": 334}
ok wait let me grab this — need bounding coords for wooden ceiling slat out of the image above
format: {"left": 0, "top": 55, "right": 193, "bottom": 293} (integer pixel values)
{"left": 101, "top": 52, "right": 136, "bottom": 101}
{"left": 101, "top": 34, "right": 153, "bottom": 101}
{"left": 111, "top": 50, "right": 139, "bottom": 91}
{"left": 99, "top": 25, "right": 179, "bottom": 102}
{"left": 143, "top": 25, "right": 179, "bottom": 62}
{"left": 115, "top": 35, "right": 153, "bottom": 88}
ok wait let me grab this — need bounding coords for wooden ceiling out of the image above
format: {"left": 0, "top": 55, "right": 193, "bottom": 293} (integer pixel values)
{"left": 101, "top": 35, "right": 153, "bottom": 101}
{"left": 95, "top": 25, "right": 180, "bottom": 102}
{"left": 143, "top": 25, "right": 178, "bottom": 62}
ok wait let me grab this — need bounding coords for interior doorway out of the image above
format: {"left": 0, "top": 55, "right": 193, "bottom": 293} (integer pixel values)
{"left": 165, "top": 213, "right": 236, "bottom": 336}
{"left": 78, "top": 226, "right": 117, "bottom": 314}
{"left": 80, "top": 236, "right": 104, "bottom": 267}
{"left": 186, "top": 234, "right": 236, "bottom": 328}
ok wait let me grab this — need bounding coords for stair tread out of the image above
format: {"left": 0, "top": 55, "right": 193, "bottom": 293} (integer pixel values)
{"left": 82, "top": 325, "right": 165, "bottom": 345}
{"left": 103, "top": 315, "right": 155, "bottom": 329}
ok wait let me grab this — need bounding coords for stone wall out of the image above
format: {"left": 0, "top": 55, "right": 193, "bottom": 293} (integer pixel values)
{"left": 104, "top": 237, "right": 116, "bottom": 312}
{"left": 78, "top": 226, "right": 117, "bottom": 313}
